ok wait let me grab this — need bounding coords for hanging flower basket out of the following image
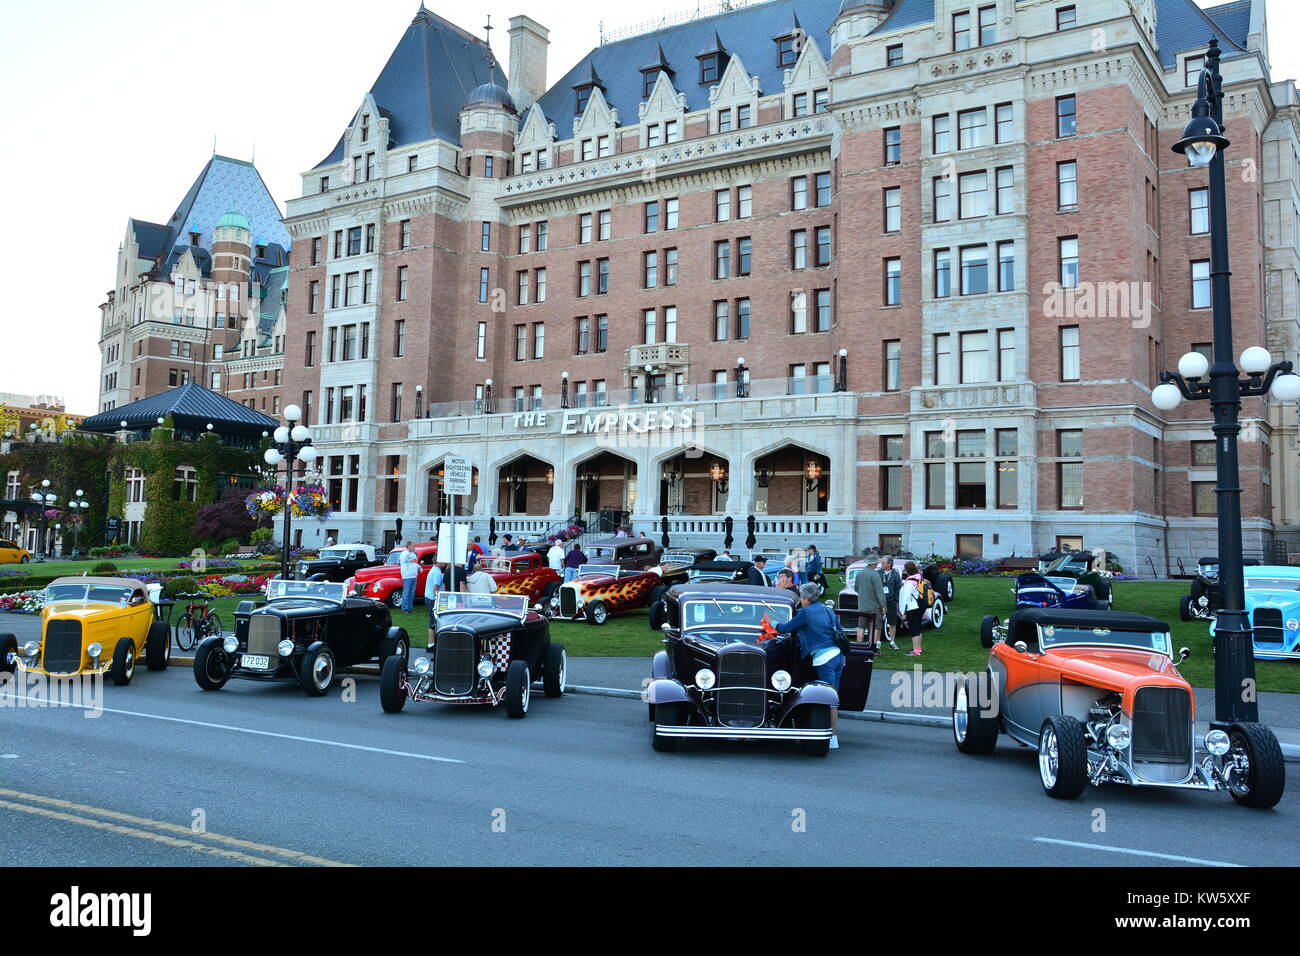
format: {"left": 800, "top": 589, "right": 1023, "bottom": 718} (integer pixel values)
{"left": 246, "top": 486, "right": 287, "bottom": 519}
{"left": 287, "top": 485, "right": 331, "bottom": 521}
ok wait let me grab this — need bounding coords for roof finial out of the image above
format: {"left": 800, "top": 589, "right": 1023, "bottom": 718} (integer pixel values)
{"left": 483, "top": 14, "right": 496, "bottom": 70}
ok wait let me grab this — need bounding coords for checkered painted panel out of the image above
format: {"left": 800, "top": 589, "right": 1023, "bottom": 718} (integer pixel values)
{"left": 486, "top": 633, "right": 512, "bottom": 671}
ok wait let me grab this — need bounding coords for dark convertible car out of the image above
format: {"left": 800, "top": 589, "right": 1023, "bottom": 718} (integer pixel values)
{"left": 1180, "top": 557, "right": 1260, "bottom": 622}
{"left": 379, "top": 593, "right": 565, "bottom": 718}
{"left": 645, "top": 583, "right": 874, "bottom": 756}
{"left": 193, "top": 578, "right": 409, "bottom": 696}
{"left": 292, "top": 543, "right": 380, "bottom": 582}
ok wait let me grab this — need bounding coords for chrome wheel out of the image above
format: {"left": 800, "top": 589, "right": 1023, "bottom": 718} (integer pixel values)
{"left": 313, "top": 653, "right": 334, "bottom": 689}
{"left": 1226, "top": 739, "right": 1252, "bottom": 798}
{"left": 1039, "top": 726, "right": 1059, "bottom": 788}
{"left": 557, "top": 648, "right": 567, "bottom": 693}
{"left": 124, "top": 649, "right": 135, "bottom": 678}
{"left": 953, "top": 680, "right": 968, "bottom": 744}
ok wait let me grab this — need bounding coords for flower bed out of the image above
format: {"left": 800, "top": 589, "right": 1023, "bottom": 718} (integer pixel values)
{"left": 0, "top": 591, "right": 43, "bottom": 614}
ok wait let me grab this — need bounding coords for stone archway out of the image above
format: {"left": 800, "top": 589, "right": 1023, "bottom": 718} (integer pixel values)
{"left": 573, "top": 450, "right": 638, "bottom": 527}
{"left": 496, "top": 454, "right": 555, "bottom": 516}
{"left": 752, "top": 444, "right": 830, "bottom": 516}
{"left": 655, "top": 450, "right": 731, "bottom": 516}
{"left": 423, "top": 459, "right": 479, "bottom": 517}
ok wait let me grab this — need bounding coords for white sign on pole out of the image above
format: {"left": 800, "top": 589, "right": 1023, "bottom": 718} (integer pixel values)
{"left": 435, "top": 522, "right": 470, "bottom": 566}
{"left": 444, "top": 456, "right": 473, "bottom": 496}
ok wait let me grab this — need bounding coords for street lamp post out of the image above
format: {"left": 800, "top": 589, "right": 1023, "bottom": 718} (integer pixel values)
{"left": 28, "top": 479, "right": 56, "bottom": 561}
{"left": 262, "top": 405, "right": 318, "bottom": 580}
{"left": 67, "top": 489, "right": 90, "bottom": 557}
{"left": 1155, "top": 39, "right": 1300, "bottom": 732}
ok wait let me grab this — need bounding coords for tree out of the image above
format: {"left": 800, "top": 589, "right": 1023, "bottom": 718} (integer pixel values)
{"left": 192, "top": 494, "right": 256, "bottom": 547}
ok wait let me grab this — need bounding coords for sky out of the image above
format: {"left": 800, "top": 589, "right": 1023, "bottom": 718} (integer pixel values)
{"left": 1, "top": 0, "right": 1296, "bottom": 415}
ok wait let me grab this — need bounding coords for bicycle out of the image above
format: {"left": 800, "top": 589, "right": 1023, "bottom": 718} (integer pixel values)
{"left": 175, "top": 601, "right": 223, "bottom": 652}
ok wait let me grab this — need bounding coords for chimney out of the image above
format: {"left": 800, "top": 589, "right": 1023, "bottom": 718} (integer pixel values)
{"left": 508, "top": 15, "right": 549, "bottom": 113}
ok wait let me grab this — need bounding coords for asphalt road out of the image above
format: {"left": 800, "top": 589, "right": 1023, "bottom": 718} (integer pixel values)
{"left": 1, "top": 663, "right": 1295, "bottom": 867}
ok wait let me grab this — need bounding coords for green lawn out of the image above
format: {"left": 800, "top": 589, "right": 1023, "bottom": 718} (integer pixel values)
{"left": 7, "top": 556, "right": 275, "bottom": 578}
{"left": 188, "top": 574, "right": 1300, "bottom": 695}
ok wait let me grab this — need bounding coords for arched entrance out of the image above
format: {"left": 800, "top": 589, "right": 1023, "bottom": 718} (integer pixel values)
{"left": 753, "top": 445, "right": 830, "bottom": 515}
{"left": 424, "top": 460, "right": 479, "bottom": 517}
{"left": 574, "top": 451, "right": 637, "bottom": 526}
{"left": 657, "top": 452, "right": 731, "bottom": 515}
{"left": 496, "top": 454, "right": 555, "bottom": 516}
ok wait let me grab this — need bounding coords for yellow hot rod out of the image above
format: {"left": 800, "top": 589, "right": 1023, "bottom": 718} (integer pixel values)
{"left": 1, "top": 577, "right": 171, "bottom": 685}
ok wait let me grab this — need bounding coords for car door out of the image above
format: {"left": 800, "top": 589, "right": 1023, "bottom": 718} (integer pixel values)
{"left": 838, "top": 641, "right": 874, "bottom": 712}
{"left": 990, "top": 638, "right": 1041, "bottom": 743}
{"left": 0, "top": 541, "right": 13, "bottom": 563}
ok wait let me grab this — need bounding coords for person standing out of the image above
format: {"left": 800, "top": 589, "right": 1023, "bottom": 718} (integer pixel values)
{"left": 547, "top": 539, "right": 566, "bottom": 572}
{"left": 398, "top": 541, "right": 419, "bottom": 613}
{"left": 746, "top": 555, "right": 769, "bottom": 587}
{"left": 772, "top": 583, "right": 846, "bottom": 749}
{"left": 806, "top": 545, "right": 825, "bottom": 591}
{"left": 564, "top": 541, "right": 587, "bottom": 582}
{"left": 470, "top": 536, "right": 484, "bottom": 555}
{"left": 853, "top": 557, "right": 887, "bottom": 644}
{"left": 877, "top": 555, "right": 902, "bottom": 651}
{"left": 463, "top": 564, "right": 498, "bottom": 594}
{"left": 423, "top": 561, "right": 445, "bottom": 647}
{"left": 774, "top": 568, "right": 800, "bottom": 595}
{"left": 898, "top": 560, "right": 926, "bottom": 656}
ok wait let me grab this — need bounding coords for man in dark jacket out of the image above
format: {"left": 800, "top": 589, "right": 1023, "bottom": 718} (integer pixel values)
{"left": 746, "top": 555, "right": 769, "bottom": 587}
{"left": 877, "top": 556, "right": 902, "bottom": 651}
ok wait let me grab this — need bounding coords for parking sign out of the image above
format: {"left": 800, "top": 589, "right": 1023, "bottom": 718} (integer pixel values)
{"left": 444, "top": 456, "right": 473, "bottom": 496}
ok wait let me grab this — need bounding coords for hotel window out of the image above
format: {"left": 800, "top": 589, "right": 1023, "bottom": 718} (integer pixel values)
{"left": 886, "top": 44, "right": 903, "bottom": 67}
{"left": 1191, "top": 260, "right": 1211, "bottom": 309}
{"left": 996, "top": 429, "right": 1018, "bottom": 508}
{"left": 934, "top": 249, "right": 952, "bottom": 298}
{"left": 576, "top": 316, "right": 590, "bottom": 354}
{"left": 514, "top": 324, "right": 527, "bottom": 361}
{"left": 953, "top": 10, "right": 972, "bottom": 51}
{"left": 533, "top": 323, "right": 545, "bottom": 359}
{"left": 1185, "top": 55, "right": 1205, "bottom": 88}
{"left": 580, "top": 138, "right": 595, "bottom": 160}
{"left": 994, "top": 102, "right": 1013, "bottom": 143}
{"left": 320, "top": 176, "right": 330, "bottom": 194}
{"left": 579, "top": 213, "right": 593, "bottom": 244}
{"left": 1059, "top": 325, "right": 1081, "bottom": 381}
{"left": 598, "top": 209, "right": 611, "bottom": 240}
{"left": 1059, "top": 237, "right": 1079, "bottom": 288}
{"left": 342, "top": 324, "right": 357, "bottom": 361}
{"left": 933, "top": 176, "right": 954, "bottom": 223}
{"left": 960, "top": 245, "right": 988, "bottom": 295}
{"left": 1193, "top": 482, "right": 1217, "bottom": 516}
{"left": 792, "top": 176, "right": 809, "bottom": 210}
{"left": 594, "top": 380, "right": 608, "bottom": 406}
{"left": 645, "top": 201, "right": 659, "bottom": 233}
{"left": 815, "top": 172, "right": 832, "bottom": 207}
{"left": 715, "top": 241, "right": 730, "bottom": 279}
{"left": 597, "top": 135, "right": 612, "bottom": 158}
{"left": 391, "top": 383, "right": 403, "bottom": 423}
{"left": 737, "top": 185, "right": 753, "bottom": 218}
{"left": 395, "top": 320, "right": 406, "bottom": 357}
{"left": 1192, "top": 440, "right": 1216, "bottom": 466}
{"left": 518, "top": 223, "right": 532, "bottom": 254}
{"left": 814, "top": 289, "right": 831, "bottom": 332}
{"left": 1056, "top": 5, "right": 1076, "bottom": 30}
{"left": 777, "top": 34, "right": 798, "bottom": 67}
{"left": 884, "top": 127, "right": 901, "bottom": 166}
{"left": 997, "top": 328, "right": 1016, "bottom": 380}
{"left": 792, "top": 92, "right": 810, "bottom": 117}
{"left": 884, "top": 258, "right": 902, "bottom": 305}
{"left": 517, "top": 271, "right": 529, "bottom": 305}
{"left": 736, "top": 298, "right": 752, "bottom": 339}
{"left": 665, "top": 198, "right": 679, "bottom": 229}
{"left": 574, "top": 382, "right": 589, "bottom": 408}
{"left": 1189, "top": 188, "right": 1209, "bottom": 234}
{"left": 956, "top": 462, "right": 987, "bottom": 511}
{"left": 535, "top": 268, "right": 547, "bottom": 302}
{"left": 712, "top": 370, "right": 729, "bottom": 399}
{"left": 1056, "top": 95, "right": 1077, "bottom": 137}
{"left": 595, "top": 315, "right": 608, "bottom": 352}
{"left": 643, "top": 308, "right": 659, "bottom": 345}
{"left": 332, "top": 230, "right": 342, "bottom": 258}
{"left": 578, "top": 262, "right": 592, "bottom": 297}
{"left": 365, "top": 152, "right": 375, "bottom": 181}
{"left": 172, "top": 467, "right": 198, "bottom": 503}
{"left": 958, "top": 171, "right": 986, "bottom": 219}
{"left": 665, "top": 120, "right": 682, "bottom": 143}
{"left": 1057, "top": 160, "right": 1078, "bottom": 209}
{"left": 664, "top": 306, "right": 678, "bottom": 343}
{"left": 932, "top": 331, "right": 955, "bottom": 382}
{"left": 738, "top": 237, "right": 753, "bottom": 275}
{"left": 513, "top": 387, "right": 526, "bottom": 412}
{"left": 365, "top": 224, "right": 376, "bottom": 253}
{"left": 327, "top": 327, "right": 338, "bottom": 363}
{"left": 478, "top": 267, "right": 490, "bottom": 302}
{"left": 643, "top": 69, "right": 659, "bottom": 97}
{"left": 957, "top": 108, "right": 986, "bottom": 149}
{"left": 883, "top": 187, "right": 901, "bottom": 232}
{"left": 789, "top": 292, "right": 807, "bottom": 334}
{"left": 978, "top": 5, "right": 996, "bottom": 45}
{"left": 714, "top": 300, "right": 730, "bottom": 340}
{"left": 815, "top": 227, "right": 832, "bottom": 266}
{"left": 715, "top": 189, "right": 731, "bottom": 222}
{"left": 644, "top": 251, "right": 658, "bottom": 288}
{"left": 932, "top": 115, "right": 951, "bottom": 154}
{"left": 1057, "top": 430, "right": 1084, "bottom": 509}
{"left": 719, "top": 108, "right": 734, "bottom": 132}
{"left": 347, "top": 227, "right": 362, "bottom": 256}
{"left": 995, "top": 167, "right": 1014, "bottom": 214}
{"left": 344, "top": 272, "right": 360, "bottom": 306}
{"left": 647, "top": 125, "right": 663, "bottom": 148}
{"left": 960, "top": 331, "right": 989, "bottom": 383}
{"left": 814, "top": 88, "right": 829, "bottom": 113}
{"left": 311, "top": 237, "right": 322, "bottom": 264}
{"left": 360, "top": 323, "right": 370, "bottom": 359}
{"left": 881, "top": 436, "right": 905, "bottom": 510}
{"left": 537, "top": 221, "right": 549, "bottom": 250}
{"left": 997, "top": 241, "right": 1016, "bottom": 292}
{"left": 791, "top": 229, "right": 808, "bottom": 269}
{"left": 362, "top": 269, "right": 374, "bottom": 304}
{"left": 883, "top": 340, "right": 901, "bottom": 391}
{"left": 408, "top": 155, "right": 418, "bottom": 172}
{"left": 596, "top": 258, "right": 609, "bottom": 294}
{"left": 925, "top": 460, "right": 947, "bottom": 510}
{"left": 399, "top": 220, "right": 412, "bottom": 250}
{"left": 665, "top": 248, "right": 678, "bottom": 285}
{"left": 480, "top": 222, "right": 491, "bottom": 252}
{"left": 699, "top": 53, "right": 721, "bottom": 84}
{"left": 308, "top": 281, "right": 320, "bottom": 314}
{"left": 789, "top": 364, "right": 808, "bottom": 394}
{"left": 520, "top": 151, "right": 534, "bottom": 172}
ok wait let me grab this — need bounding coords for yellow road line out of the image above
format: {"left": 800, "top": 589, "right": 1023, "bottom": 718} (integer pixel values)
{"left": 0, "top": 788, "right": 353, "bottom": 867}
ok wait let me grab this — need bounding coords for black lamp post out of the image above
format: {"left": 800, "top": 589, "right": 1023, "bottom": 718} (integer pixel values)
{"left": 836, "top": 348, "right": 848, "bottom": 392}
{"left": 262, "top": 404, "right": 318, "bottom": 580}
{"left": 561, "top": 371, "right": 570, "bottom": 409}
{"left": 1156, "top": 39, "right": 1300, "bottom": 736}
{"left": 643, "top": 364, "right": 655, "bottom": 404}
{"left": 735, "top": 357, "right": 749, "bottom": 398}
{"left": 67, "top": 489, "right": 90, "bottom": 557}
{"left": 28, "top": 480, "right": 56, "bottom": 561}
{"left": 483, "top": 380, "right": 494, "bottom": 414}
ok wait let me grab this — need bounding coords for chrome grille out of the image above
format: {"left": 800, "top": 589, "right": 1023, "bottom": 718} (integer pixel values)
{"left": 838, "top": 592, "right": 858, "bottom": 612}
{"left": 560, "top": 588, "right": 578, "bottom": 618}
{"left": 1252, "top": 607, "right": 1285, "bottom": 648}
{"left": 247, "top": 616, "right": 281, "bottom": 660}
{"left": 1131, "top": 686, "right": 1192, "bottom": 780}
{"left": 434, "top": 630, "right": 476, "bottom": 696}
{"left": 715, "top": 647, "right": 767, "bottom": 729}
{"left": 42, "top": 620, "right": 82, "bottom": 675}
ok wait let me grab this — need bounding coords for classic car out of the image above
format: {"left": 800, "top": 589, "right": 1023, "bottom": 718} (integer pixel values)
{"left": 379, "top": 592, "right": 565, "bottom": 718}
{"left": 836, "top": 562, "right": 947, "bottom": 630}
{"left": 648, "top": 560, "right": 751, "bottom": 629}
{"left": 549, "top": 563, "right": 660, "bottom": 625}
{"left": 348, "top": 542, "right": 443, "bottom": 607}
{"left": 477, "top": 552, "right": 563, "bottom": 603}
{"left": 192, "top": 578, "right": 408, "bottom": 696}
{"left": 0, "top": 538, "right": 32, "bottom": 565}
{"left": 645, "top": 583, "right": 874, "bottom": 756}
{"left": 1007, "top": 573, "right": 1098, "bottom": 612}
{"left": 844, "top": 552, "right": 956, "bottom": 604}
{"left": 584, "top": 536, "right": 662, "bottom": 572}
{"left": 955, "top": 607, "right": 1284, "bottom": 808}
{"left": 2, "top": 577, "right": 170, "bottom": 685}
{"left": 293, "top": 543, "right": 380, "bottom": 582}
{"left": 1208, "top": 565, "right": 1300, "bottom": 660}
{"left": 1180, "top": 556, "right": 1260, "bottom": 622}
{"left": 1038, "top": 551, "right": 1113, "bottom": 608}
{"left": 652, "top": 548, "right": 718, "bottom": 586}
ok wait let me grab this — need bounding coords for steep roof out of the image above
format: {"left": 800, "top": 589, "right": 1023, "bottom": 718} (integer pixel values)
{"left": 314, "top": 5, "right": 507, "bottom": 166}
{"left": 1202, "top": 0, "right": 1254, "bottom": 45}
{"left": 535, "top": 0, "right": 844, "bottom": 142}
{"left": 870, "top": 0, "right": 933, "bottom": 33}
{"left": 80, "top": 383, "right": 278, "bottom": 436}
{"left": 1153, "top": 0, "right": 1251, "bottom": 68}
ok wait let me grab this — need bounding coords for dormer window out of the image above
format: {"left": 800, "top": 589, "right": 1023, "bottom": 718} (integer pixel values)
{"left": 575, "top": 86, "right": 591, "bottom": 115}
{"left": 776, "top": 35, "right": 798, "bottom": 68}
{"left": 642, "top": 69, "right": 659, "bottom": 98}
{"left": 361, "top": 114, "right": 370, "bottom": 143}
{"left": 189, "top": 232, "right": 200, "bottom": 246}
{"left": 256, "top": 244, "right": 267, "bottom": 259}
{"left": 699, "top": 54, "right": 722, "bottom": 84}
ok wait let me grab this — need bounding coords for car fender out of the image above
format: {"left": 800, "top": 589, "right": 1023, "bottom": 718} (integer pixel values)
{"left": 196, "top": 633, "right": 225, "bottom": 650}
{"left": 787, "top": 681, "right": 840, "bottom": 711}
{"left": 651, "top": 650, "right": 672, "bottom": 680}
{"left": 645, "top": 677, "right": 691, "bottom": 706}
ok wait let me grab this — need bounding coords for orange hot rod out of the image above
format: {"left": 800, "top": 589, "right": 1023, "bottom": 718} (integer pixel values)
{"left": 953, "top": 607, "right": 1284, "bottom": 808}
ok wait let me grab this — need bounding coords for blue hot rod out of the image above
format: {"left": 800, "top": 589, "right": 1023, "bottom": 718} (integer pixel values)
{"left": 1209, "top": 566, "right": 1300, "bottom": 660}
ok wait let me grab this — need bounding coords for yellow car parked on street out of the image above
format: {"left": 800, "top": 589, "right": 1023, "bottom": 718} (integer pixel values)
{"left": 0, "top": 539, "right": 32, "bottom": 564}
{"left": 1, "top": 577, "right": 171, "bottom": 685}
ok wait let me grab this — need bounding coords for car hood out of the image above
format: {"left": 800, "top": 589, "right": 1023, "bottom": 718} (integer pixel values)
{"left": 1243, "top": 590, "right": 1300, "bottom": 614}
{"left": 352, "top": 565, "right": 401, "bottom": 582}
{"left": 1043, "top": 646, "right": 1189, "bottom": 704}
{"left": 43, "top": 603, "right": 138, "bottom": 621}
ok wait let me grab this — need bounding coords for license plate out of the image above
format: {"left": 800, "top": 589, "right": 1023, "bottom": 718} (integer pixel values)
{"left": 241, "top": 654, "right": 271, "bottom": 670}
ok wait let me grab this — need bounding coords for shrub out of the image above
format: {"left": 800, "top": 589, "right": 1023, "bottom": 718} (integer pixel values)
{"left": 193, "top": 496, "right": 256, "bottom": 550}
{"left": 219, "top": 538, "right": 244, "bottom": 555}
{"left": 250, "top": 528, "right": 274, "bottom": 546}
{"left": 92, "top": 561, "right": 118, "bottom": 574}
{"left": 162, "top": 576, "right": 203, "bottom": 598}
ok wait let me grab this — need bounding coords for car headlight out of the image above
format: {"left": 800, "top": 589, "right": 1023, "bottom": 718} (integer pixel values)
{"left": 1287, "top": 619, "right": 1299, "bottom": 631}
{"left": 477, "top": 659, "right": 495, "bottom": 678}
{"left": 695, "top": 668, "right": 716, "bottom": 690}
{"left": 1105, "top": 724, "right": 1132, "bottom": 750}
{"left": 23, "top": 641, "right": 39, "bottom": 658}
{"left": 412, "top": 657, "right": 431, "bottom": 675}
{"left": 771, "top": 670, "right": 793, "bottom": 692}
{"left": 1204, "top": 729, "right": 1231, "bottom": 756}
{"left": 277, "top": 639, "right": 295, "bottom": 657}
{"left": 371, "top": 582, "right": 383, "bottom": 593}
{"left": 222, "top": 635, "right": 239, "bottom": 654}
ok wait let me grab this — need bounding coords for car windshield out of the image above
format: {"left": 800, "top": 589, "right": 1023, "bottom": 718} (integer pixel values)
{"left": 682, "top": 598, "right": 793, "bottom": 644}
{"left": 1043, "top": 576, "right": 1078, "bottom": 591}
{"left": 45, "top": 584, "right": 136, "bottom": 605}
{"left": 266, "top": 578, "right": 348, "bottom": 603}
{"left": 318, "top": 548, "right": 355, "bottom": 560}
{"left": 435, "top": 592, "right": 528, "bottom": 619}
{"left": 576, "top": 564, "right": 619, "bottom": 578}
{"left": 1244, "top": 577, "right": 1300, "bottom": 592}
{"left": 661, "top": 553, "right": 696, "bottom": 565}
{"left": 480, "top": 557, "right": 517, "bottom": 572}
{"left": 1048, "top": 554, "right": 1091, "bottom": 573}
{"left": 1039, "top": 623, "right": 1173, "bottom": 656}
{"left": 384, "top": 551, "right": 403, "bottom": 565}
{"left": 587, "top": 546, "right": 619, "bottom": 560}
